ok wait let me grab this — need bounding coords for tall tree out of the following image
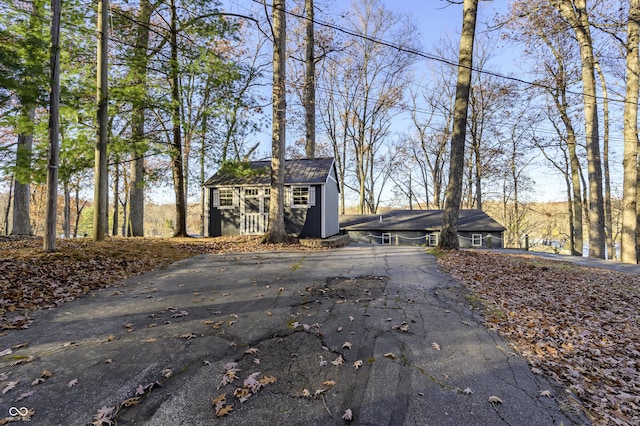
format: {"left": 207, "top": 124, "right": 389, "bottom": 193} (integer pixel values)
{"left": 94, "top": 0, "right": 109, "bottom": 241}
{"left": 621, "top": 0, "right": 640, "bottom": 264}
{"left": 503, "top": 0, "right": 585, "bottom": 255}
{"left": 549, "top": 0, "right": 605, "bottom": 258}
{"left": 168, "top": 0, "right": 188, "bottom": 237}
{"left": 44, "top": 0, "right": 61, "bottom": 251}
{"left": 128, "top": 0, "right": 153, "bottom": 237}
{"left": 264, "top": 0, "right": 288, "bottom": 243}
{"left": 304, "top": 0, "right": 315, "bottom": 159}
{"left": 439, "top": 0, "right": 479, "bottom": 250}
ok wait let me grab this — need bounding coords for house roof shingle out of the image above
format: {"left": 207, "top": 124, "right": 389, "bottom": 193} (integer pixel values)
{"left": 204, "top": 157, "right": 335, "bottom": 187}
{"left": 340, "top": 209, "right": 505, "bottom": 232}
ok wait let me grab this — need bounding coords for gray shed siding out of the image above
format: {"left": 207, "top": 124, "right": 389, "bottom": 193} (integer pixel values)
{"left": 322, "top": 170, "right": 340, "bottom": 238}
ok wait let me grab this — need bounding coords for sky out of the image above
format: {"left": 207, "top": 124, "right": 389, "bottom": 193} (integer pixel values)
{"left": 213, "top": 0, "right": 600, "bottom": 206}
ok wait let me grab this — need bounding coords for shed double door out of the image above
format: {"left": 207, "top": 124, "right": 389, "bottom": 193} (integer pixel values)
{"left": 240, "top": 188, "right": 270, "bottom": 234}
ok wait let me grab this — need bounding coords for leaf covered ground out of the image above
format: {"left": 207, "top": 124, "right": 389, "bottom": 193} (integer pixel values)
{"left": 438, "top": 250, "right": 640, "bottom": 426}
{"left": 0, "top": 235, "right": 312, "bottom": 329}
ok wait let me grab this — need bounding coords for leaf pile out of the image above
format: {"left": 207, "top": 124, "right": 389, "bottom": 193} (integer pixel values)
{"left": 438, "top": 250, "right": 640, "bottom": 425}
{"left": 0, "top": 236, "right": 314, "bottom": 329}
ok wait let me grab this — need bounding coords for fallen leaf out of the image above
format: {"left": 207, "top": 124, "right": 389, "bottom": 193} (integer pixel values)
{"left": 259, "top": 375, "right": 277, "bottom": 385}
{"left": 331, "top": 355, "right": 345, "bottom": 366}
{"left": 11, "top": 356, "right": 35, "bottom": 366}
{"left": 337, "top": 326, "right": 343, "bottom": 332}
{"left": 244, "top": 347, "right": 258, "bottom": 355}
{"left": 16, "top": 389, "right": 35, "bottom": 401}
{"left": 432, "top": 342, "right": 441, "bottom": 351}
{"left": 488, "top": 396, "right": 503, "bottom": 404}
{"left": 234, "top": 387, "right": 251, "bottom": 403}
{"left": 41, "top": 370, "right": 54, "bottom": 378}
{"left": 349, "top": 316, "right": 354, "bottom": 322}
{"left": 301, "top": 388, "right": 311, "bottom": 398}
{"left": 31, "top": 378, "right": 45, "bottom": 386}
{"left": 353, "top": 360, "right": 363, "bottom": 369}
{"left": 322, "top": 380, "right": 337, "bottom": 387}
{"left": 216, "top": 404, "right": 233, "bottom": 417}
{"left": 93, "top": 406, "right": 115, "bottom": 424}
{"left": 68, "top": 379, "right": 78, "bottom": 387}
{"left": 384, "top": 352, "right": 398, "bottom": 360}
{"left": 0, "top": 348, "right": 12, "bottom": 356}
{"left": 121, "top": 397, "right": 141, "bottom": 407}
{"left": 539, "top": 390, "right": 552, "bottom": 398}
{"left": 161, "top": 369, "right": 173, "bottom": 378}
{"left": 342, "top": 341, "right": 352, "bottom": 349}
{"left": 212, "top": 393, "right": 227, "bottom": 405}
{"left": 342, "top": 408, "right": 353, "bottom": 421}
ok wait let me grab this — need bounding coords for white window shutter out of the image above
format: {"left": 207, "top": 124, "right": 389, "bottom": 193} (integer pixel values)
{"left": 285, "top": 186, "right": 292, "bottom": 206}
{"left": 308, "top": 187, "right": 316, "bottom": 207}
{"left": 212, "top": 189, "right": 220, "bottom": 207}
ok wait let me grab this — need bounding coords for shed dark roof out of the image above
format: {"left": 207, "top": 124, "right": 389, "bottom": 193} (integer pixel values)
{"left": 340, "top": 210, "right": 505, "bottom": 232}
{"left": 204, "top": 157, "right": 335, "bottom": 187}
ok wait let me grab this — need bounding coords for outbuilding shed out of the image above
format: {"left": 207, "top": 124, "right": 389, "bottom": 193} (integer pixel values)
{"left": 203, "top": 157, "right": 340, "bottom": 239}
{"left": 340, "top": 209, "right": 505, "bottom": 248}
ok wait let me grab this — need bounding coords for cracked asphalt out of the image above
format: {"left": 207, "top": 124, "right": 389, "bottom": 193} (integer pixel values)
{"left": 0, "top": 245, "right": 590, "bottom": 425}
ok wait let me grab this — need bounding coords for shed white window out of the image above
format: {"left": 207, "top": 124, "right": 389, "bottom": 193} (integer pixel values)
{"left": 291, "top": 186, "right": 315, "bottom": 208}
{"left": 471, "top": 234, "right": 483, "bottom": 247}
{"left": 212, "top": 188, "right": 235, "bottom": 209}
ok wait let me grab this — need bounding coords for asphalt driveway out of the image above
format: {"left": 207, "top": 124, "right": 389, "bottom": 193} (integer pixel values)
{"left": 0, "top": 245, "right": 589, "bottom": 425}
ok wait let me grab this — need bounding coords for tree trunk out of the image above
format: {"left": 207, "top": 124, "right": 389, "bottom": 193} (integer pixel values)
{"left": 93, "top": 0, "right": 109, "bottom": 242}
{"left": 63, "top": 181, "right": 71, "bottom": 237}
{"left": 112, "top": 158, "right": 119, "bottom": 236}
{"left": 622, "top": 0, "right": 640, "bottom": 264}
{"left": 594, "top": 61, "right": 613, "bottom": 259}
{"left": 551, "top": 0, "right": 605, "bottom": 258}
{"left": 304, "top": 0, "right": 315, "bottom": 159}
{"left": 439, "top": 0, "right": 478, "bottom": 250}
{"left": 11, "top": 109, "right": 35, "bottom": 236}
{"left": 264, "top": 0, "right": 288, "bottom": 243}
{"left": 169, "top": 0, "right": 188, "bottom": 237}
{"left": 44, "top": 0, "right": 61, "bottom": 252}
{"left": 3, "top": 177, "right": 12, "bottom": 235}
{"left": 128, "top": 0, "right": 152, "bottom": 237}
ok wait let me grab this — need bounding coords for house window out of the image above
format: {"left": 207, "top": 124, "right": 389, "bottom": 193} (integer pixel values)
{"left": 292, "top": 186, "right": 309, "bottom": 207}
{"left": 219, "top": 188, "right": 234, "bottom": 208}
{"left": 472, "top": 234, "right": 483, "bottom": 247}
{"left": 245, "top": 188, "right": 259, "bottom": 197}
{"left": 428, "top": 233, "right": 439, "bottom": 247}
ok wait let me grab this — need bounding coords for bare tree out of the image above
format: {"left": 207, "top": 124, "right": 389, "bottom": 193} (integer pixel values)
{"left": 304, "top": 0, "right": 315, "bottom": 158}
{"left": 439, "top": 0, "right": 479, "bottom": 250}
{"left": 504, "top": 0, "right": 584, "bottom": 255}
{"left": 621, "top": 0, "right": 640, "bottom": 264}
{"left": 549, "top": 0, "right": 605, "bottom": 258}
{"left": 264, "top": 0, "right": 288, "bottom": 243}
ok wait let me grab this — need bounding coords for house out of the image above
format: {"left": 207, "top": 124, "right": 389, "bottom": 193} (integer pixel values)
{"left": 203, "top": 157, "right": 340, "bottom": 239}
{"left": 340, "top": 209, "right": 506, "bottom": 248}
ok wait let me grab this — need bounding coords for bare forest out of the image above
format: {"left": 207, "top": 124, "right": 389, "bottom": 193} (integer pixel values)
{"left": 1, "top": 0, "right": 639, "bottom": 261}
